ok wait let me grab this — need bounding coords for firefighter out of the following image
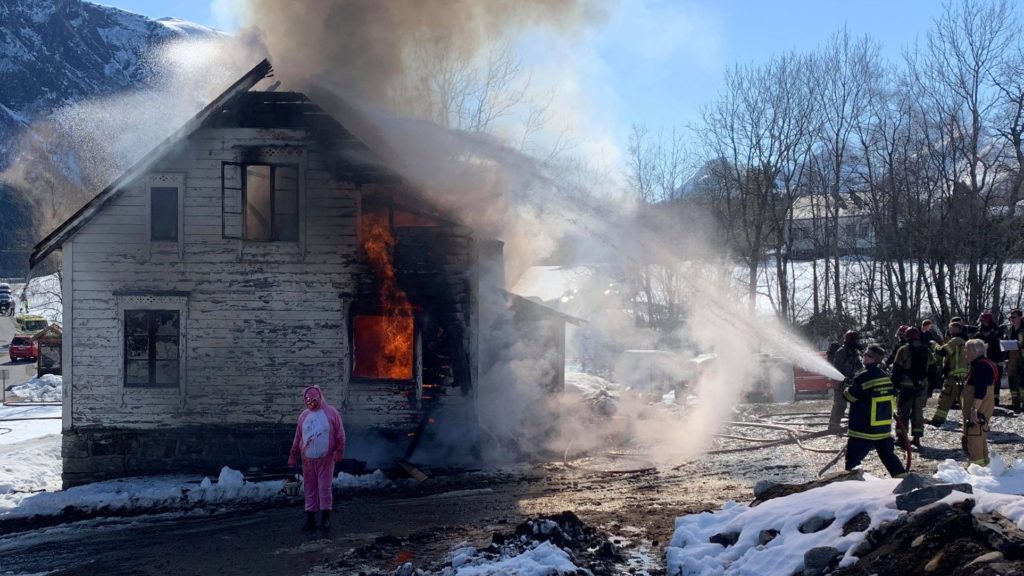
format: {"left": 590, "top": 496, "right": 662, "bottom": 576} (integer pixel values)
{"left": 962, "top": 338, "right": 997, "bottom": 467}
{"left": 976, "top": 311, "right": 1005, "bottom": 406}
{"left": 884, "top": 325, "right": 910, "bottom": 370}
{"left": 1004, "top": 309, "right": 1024, "bottom": 413}
{"left": 921, "top": 320, "right": 944, "bottom": 396}
{"left": 892, "top": 326, "right": 930, "bottom": 450}
{"left": 843, "top": 344, "right": 906, "bottom": 477}
{"left": 929, "top": 321, "right": 968, "bottom": 426}
{"left": 828, "top": 330, "right": 864, "bottom": 433}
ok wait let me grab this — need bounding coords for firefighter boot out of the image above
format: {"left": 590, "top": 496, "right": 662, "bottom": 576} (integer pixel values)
{"left": 911, "top": 436, "right": 923, "bottom": 451}
{"left": 302, "top": 511, "right": 317, "bottom": 531}
{"left": 320, "top": 510, "right": 331, "bottom": 530}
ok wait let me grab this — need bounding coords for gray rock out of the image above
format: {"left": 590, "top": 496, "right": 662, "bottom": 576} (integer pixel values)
{"left": 909, "top": 501, "right": 955, "bottom": 524}
{"left": 754, "top": 479, "right": 780, "bottom": 499}
{"left": 892, "top": 472, "right": 940, "bottom": 494}
{"left": 849, "top": 539, "right": 873, "bottom": 558}
{"left": 968, "top": 551, "right": 1005, "bottom": 566}
{"left": 842, "top": 511, "right": 871, "bottom": 535}
{"left": 896, "top": 484, "right": 973, "bottom": 512}
{"left": 709, "top": 531, "right": 740, "bottom": 547}
{"left": 758, "top": 529, "right": 779, "bottom": 546}
{"left": 799, "top": 515, "right": 836, "bottom": 534}
{"left": 803, "top": 546, "right": 842, "bottom": 576}
{"left": 395, "top": 562, "right": 415, "bottom": 576}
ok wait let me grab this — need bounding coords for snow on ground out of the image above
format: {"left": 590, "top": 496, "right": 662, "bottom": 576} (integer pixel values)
{"left": 0, "top": 398, "right": 392, "bottom": 522}
{"left": 0, "top": 404, "right": 60, "bottom": 445}
{"left": 8, "top": 374, "right": 61, "bottom": 402}
{"left": 441, "top": 540, "right": 584, "bottom": 575}
{"left": 0, "top": 463, "right": 394, "bottom": 521}
{"left": 666, "top": 453, "right": 1024, "bottom": 576}
{"left": 666, "top": 476, "right": 904, "bottom": 576}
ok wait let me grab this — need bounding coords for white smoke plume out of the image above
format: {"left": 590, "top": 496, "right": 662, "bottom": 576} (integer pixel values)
{"left": 1, "top": 37, "right": 254, "bottom": 241}
{"left": 4, "top": 1, "right": 845, "bottom": 468}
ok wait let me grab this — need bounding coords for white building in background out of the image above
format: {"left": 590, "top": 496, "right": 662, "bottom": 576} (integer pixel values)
{"left": 788, "top": 193, "right": 875, "bottom": 258}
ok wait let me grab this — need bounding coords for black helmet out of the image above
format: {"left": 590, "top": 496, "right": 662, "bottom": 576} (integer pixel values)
{"left": 843, "top": 330, "right": 860, "bottom": 345}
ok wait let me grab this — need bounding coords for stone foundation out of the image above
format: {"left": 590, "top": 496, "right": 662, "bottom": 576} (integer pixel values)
{"left": 62, "top": 424, "right": 295, "bottom": 488}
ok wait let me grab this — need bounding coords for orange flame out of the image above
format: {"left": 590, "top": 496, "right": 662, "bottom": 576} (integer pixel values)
{"left": 354, "top": 210, "right": 415, "bottom": 380}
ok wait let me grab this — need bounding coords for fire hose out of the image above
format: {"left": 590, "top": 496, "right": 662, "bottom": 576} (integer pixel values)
{"left": 562, "top": 411, "right": 865, "bottom": 475}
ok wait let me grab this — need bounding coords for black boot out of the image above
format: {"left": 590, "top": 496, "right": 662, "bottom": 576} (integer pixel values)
{"left": 302, "top": 511, "right": 317, "bottom": 531}
{"left": 911, "top": 437, "right": 923, "bottom": 451}
{"left": 320, "top": 510, "right": 331, "bottom": 529}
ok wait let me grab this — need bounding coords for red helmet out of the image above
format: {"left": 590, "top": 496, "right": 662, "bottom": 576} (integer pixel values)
{"left": 904, "top": 327, "right": 921, "bottom": 340}
{"left": 896, "top": 325, "right": 910, "bottom": 339}
{"left": 980, "top": 312, "right": 995, "bottom": 324}
{"left": 844, "top": 330, "right": 860, "bottom": 344}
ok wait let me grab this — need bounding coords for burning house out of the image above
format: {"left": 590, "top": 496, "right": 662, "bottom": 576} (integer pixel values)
{"left": 30, "top": 60, "right": 572, "bottom": 487}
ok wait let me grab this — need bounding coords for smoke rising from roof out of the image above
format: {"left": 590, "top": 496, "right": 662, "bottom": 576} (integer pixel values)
{"left": 233, "top": 0, "right": 844, "bottom": 466}
{"left": 236, "top": 0, "right": 602, "bottom": 106}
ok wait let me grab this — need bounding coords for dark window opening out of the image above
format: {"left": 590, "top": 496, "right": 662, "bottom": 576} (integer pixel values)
{"left": 124, "top": 309, "right": 180, "bottom": 388}
{"left": 151, "top": 187, "right": 178, "bottom": 241}
{"left": 352, "top": 315, "right": 414, "bottom": 380}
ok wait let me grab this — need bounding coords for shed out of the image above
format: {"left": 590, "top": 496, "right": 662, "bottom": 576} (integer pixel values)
{"left": 32, "top": 323, "right": 63, "bottom": 377}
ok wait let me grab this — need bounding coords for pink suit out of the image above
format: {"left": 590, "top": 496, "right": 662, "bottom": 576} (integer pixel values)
{"left": 288, "top": 387, "right": 346, "bottom": 512}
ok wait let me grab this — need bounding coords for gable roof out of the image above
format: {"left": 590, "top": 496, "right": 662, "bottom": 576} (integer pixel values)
{"left": 30, "top": 59, "right": 477, "bottom": 267}
{"left": 30, "top": 59, "right": 274, "bottom": 267}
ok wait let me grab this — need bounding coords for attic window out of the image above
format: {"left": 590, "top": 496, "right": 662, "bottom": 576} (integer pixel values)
{"left": 150, "top": 187, "right": 178, "bottom": 241}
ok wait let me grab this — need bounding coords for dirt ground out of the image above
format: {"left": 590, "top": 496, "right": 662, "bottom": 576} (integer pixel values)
{"left": 4, "top": 396, "right": 1024, "bottom": 576}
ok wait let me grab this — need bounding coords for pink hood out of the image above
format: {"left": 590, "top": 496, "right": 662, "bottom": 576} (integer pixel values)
{"left": 288, "top": 386, "right": 346, "bottom": 465}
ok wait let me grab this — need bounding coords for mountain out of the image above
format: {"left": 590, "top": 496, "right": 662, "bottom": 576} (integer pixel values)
{"left": 0, "top": 0, "right": 220, "bottom": 275}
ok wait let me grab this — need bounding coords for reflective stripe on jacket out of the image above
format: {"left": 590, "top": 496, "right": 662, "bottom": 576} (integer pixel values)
{"left": 844, "top": 364, "right": 896, "bottom": 441}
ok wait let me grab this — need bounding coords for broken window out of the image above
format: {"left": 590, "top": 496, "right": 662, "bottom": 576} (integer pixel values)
{"left": 124, "top": 310, "right": 180, "bottom": 388}
{"left": 352, "top": 315, "right": 414, "bottom": 380}
{"left": 221, "top": 162, "right": 298, "bottom": 241}
{"left": 150, "top": 186, "right": 178, "bottom": 241}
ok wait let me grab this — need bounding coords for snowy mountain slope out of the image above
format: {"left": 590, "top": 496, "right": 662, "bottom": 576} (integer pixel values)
{"left": 0, "top": 0, "right": 220, "bottom": 275}
{"left": 0, "top": 0, "right": 221, "bottom": 164}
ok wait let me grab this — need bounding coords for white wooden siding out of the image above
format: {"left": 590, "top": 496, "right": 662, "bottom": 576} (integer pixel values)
{"left": 69, "top": 128, "right": 367, "bottom": 428}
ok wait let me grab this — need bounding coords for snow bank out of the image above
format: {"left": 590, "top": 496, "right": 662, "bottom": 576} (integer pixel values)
{"left": 0, "top": 435, "right": 61, "bottom": 495}
{"left": 666, "top": 458, "right": 1024, "bottom": 576}
{"left": 445, "top": 540, "right": 584, "bottom": 575}
{"left": 335, "top": 469, "right": 391, "bottom": 489}
{"left": 0, "top": 465, "right": 394, "bottom": 522}
{"left": 8, "top": 374, "right": 62, "bottom": 403}
{"left": 666, "top": 478, "right": 905, "bottom": 576}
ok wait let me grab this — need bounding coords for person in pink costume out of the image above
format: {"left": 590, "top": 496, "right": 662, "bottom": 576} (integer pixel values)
{"left": 288, "top": 385, "right": 346, "bottom": 530}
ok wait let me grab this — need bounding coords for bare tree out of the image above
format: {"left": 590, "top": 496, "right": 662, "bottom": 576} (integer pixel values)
{"left": 699, "top": 52, "right": 816, "bottom": 314}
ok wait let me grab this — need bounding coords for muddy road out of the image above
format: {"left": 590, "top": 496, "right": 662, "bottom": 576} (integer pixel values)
{"left": 1, "top": 465, "right": 747, "bottom": 575}
{"left": 5, "top": 398, "right": 1024, "bottom": 575}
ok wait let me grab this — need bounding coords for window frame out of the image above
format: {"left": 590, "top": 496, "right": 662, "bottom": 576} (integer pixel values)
{"left": 223, "top": 162, "right": 300, "bottom": 243}
{"left": 146, "top": 173, "right": 185, "bottom": 259}
{"left": 123, "top": 309, "right": 181, "bottom": 389}
{"left": 117, "top": 293, "right": 188, "bottom": 391}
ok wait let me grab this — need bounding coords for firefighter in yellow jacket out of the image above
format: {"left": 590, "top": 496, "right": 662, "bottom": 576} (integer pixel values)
{"left": 929, "top": 321, "right": 969, "bottom": 426}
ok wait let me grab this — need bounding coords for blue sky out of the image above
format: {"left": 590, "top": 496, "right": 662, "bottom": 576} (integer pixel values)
{"left": 97, "top": 0, "right": 951, "bottom": 164}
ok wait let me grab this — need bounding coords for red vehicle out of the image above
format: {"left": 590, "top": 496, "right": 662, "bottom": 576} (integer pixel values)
{"left": 9, "top": 335, "right": 38, "bottom": 362}
{"left": 794, "top": 351, "right": 833, "bottom": 395}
